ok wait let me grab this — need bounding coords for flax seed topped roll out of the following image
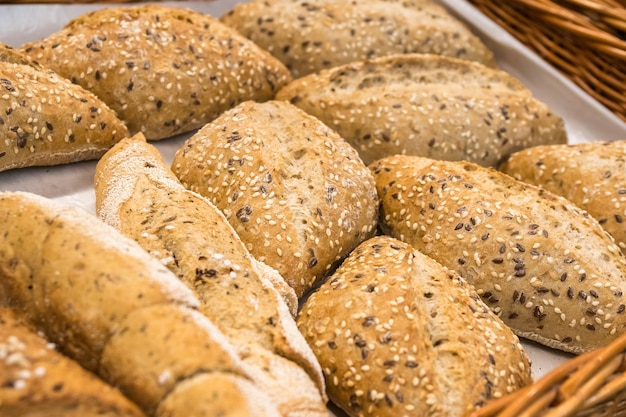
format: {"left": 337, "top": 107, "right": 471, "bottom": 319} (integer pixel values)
{"left": 221, "top": 0, "right": 496, "bottom": 79}
{"left": 20, "top": 5, "right": 292, "bottom": 140}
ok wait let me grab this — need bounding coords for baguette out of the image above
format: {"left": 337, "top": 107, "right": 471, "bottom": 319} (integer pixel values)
{"left": 0, "top": 307, "right": 146, "bottom": 417}
{"left": 19, "top": 5, "right": 291, "bottom": 140}
{"left": 298, "top": 235, "right": 532, "bottom": 417}
{"left": 94, "top": 135, "right": 328, "bottom": 417}
{"left": 499, "top": 140, "right": 626, "bottom": 255}
{"left": 275, "top": 53, "right": 567, "bottom": 166}
{"left": 370, "top": 155, "right": 626, "bottom": 354}
{"left": 171, "top": 100, "right": 379, "bottom": 298}
{"left": 0, "top": 43, "right": 129, "bottom": 173}
{"left": 220, "top": 0, "right": 496, "bottom": 78}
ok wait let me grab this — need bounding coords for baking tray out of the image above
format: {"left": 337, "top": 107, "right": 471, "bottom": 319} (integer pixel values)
{"left": 1, "top": 0, "right": 625, "bottom": 402}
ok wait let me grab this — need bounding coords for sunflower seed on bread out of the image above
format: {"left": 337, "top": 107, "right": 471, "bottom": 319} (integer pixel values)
{"left": 370, "top": 154, "right": 626, "bottom": 354}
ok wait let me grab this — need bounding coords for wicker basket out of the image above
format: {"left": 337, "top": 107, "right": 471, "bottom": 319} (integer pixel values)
{"left": 467, "top": 0, "right": 626, "bottom": 123}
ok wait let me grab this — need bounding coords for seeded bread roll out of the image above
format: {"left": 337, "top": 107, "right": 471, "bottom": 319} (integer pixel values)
{"left": 370, "top": 155, "right": 626, "bottom": 354}
{"left": 499, "top": 140, "right": 626, "bottom": 255}
{"left": 298, "top": 235, "right": 532, "bottom": 417}
{"left": 0, "top": 307, "right": 146, "bottom": 417}
{"left": 0, "top": 43, "right": 128, "bottom": 173}
{"left": 20, "top": 5, "right": 292, "bottom": 140}
{"left": 171, "top": 100, "right": 379, "bottom": 299}
{"left": 276, "top": 53, "right": 567, "bottom": 167}
{"left": 94, "top": 135, "right": 328, "bottom": 417}
{"left": 220, "top": 0, "right": 496, "bottom": 79}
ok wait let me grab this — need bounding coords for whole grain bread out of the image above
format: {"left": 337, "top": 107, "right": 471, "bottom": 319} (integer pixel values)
{"left": 0, "top": 43, "right": 129, "bottom": 173}
{"left": 20, "top": 5, "right": 292, "bottom": 140}
{"left": 220, "top": 0, "right": 496, "bottom": 78}
{"left": 0, "top": 307, "right": 146, "bottom": 417}
{"left": 276, "top": 53, "right": 567, "bottom": 166}
{"left": 370, "top": 155, "right": 626, "bottom": 354}
{"left": 499, "top": 140, "right": 626, "bottom": 255}
{"left": 298, "top": 235, "right": 533, "bottom": 417}
{"left": 94, "top": 135, "right": 328, "bottom": 417}
{"left": 171, "top": 100, "right": 379, "bottom": 298}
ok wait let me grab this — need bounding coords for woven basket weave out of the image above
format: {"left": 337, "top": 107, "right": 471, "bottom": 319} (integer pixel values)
{"left": 467, "top": 0, "right": 626, "bottom": 123}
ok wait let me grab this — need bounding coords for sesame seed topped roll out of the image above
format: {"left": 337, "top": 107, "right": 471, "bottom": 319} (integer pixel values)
{"left": 20, "top": 5, "right": 292, "bottom": 140}
{"left": 370, "top": 154, "right": 626, "bottom": 354}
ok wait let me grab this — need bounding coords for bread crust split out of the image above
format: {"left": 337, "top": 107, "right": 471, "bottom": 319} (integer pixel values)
{"left": 298, "top": 235, "right": 532, "bottom": 417}
{"left": 94, "top": 134, "right": 328, "bottom": 417}
{"left": 370, "top": 154, "right": 626, "bottom": 354}
{"left": 20, "top": 4, "right": 292, "bottom": 140}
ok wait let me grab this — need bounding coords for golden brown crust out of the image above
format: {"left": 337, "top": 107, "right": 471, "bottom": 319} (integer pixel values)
{"left": 276, "top": 54, "right": 567, "bottom": 166}
{"left": 298, "top": 236, "right": 532, "bottom": 417}
{"left": 500, "top": 140, "right": 626, "bottom": 255}
{"left": 20, "top": 5, "right": 292, "bottom": 140}
{"left": 370, "top": 154, "right": 626, "bottom": 354}
{"left": 171, "top": 100, "right": 379, "bottom": 298}
{"left": 221, "top": 0, "right": 496, "bottom": 78}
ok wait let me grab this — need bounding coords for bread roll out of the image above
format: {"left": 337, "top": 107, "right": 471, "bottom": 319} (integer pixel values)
{"left": 0, "top": 307, "right": 145, "bottom": 417}
{"left": 94, "top": 135, "right": 328, "bottom": 417}
{"left": 20, "top": 5, "right": 292, "bottom": 140}
{"left": 370, "top": 155, "right": 626, "bottom": 354}
{"left": 171, "top": 100, "right": 379, "bottom": 298}
{"left": 276, "top": 53, "right": 567, "bottom": 166}
{"left": 298, "top": 235, "right": 532, "bottom": 417}
{"left": 220, "top": 0, "right": 496, "bottom": 78}
{"left": 0, "top": 43, "right": 128, "bottom": 173}
{"left": 499, "top": 140, "right": 626, "bottom": 255}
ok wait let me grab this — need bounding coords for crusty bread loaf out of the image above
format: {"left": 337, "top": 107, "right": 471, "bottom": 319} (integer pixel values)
{"left": 370, "top": 154, "right": 626, "bottom": 354}
{"left": 171, "top": 100, "right": 379, "bottom": 298}
{"left": 298, "top": 235, "right": 533, "bottom": 417}
{"left": 20, "top": 5, "right": 292, "bottom": 140}
{"left": 276, "top": 53, "right": 567, "bottom": 166}
{"left": 0, "top": 191, "right": 282, "bottom": 417}
{"left": 0, "top": 43, "right": 128, "bottom": 173}
{"left": 94, "top": 135, "right": 328, "bottom": 417}
{"left": 0, "top": 307, "right": 146, "bottom": 417}
{"left": 220, "top": 0, "right": 496, "bottom": 78}
{"left": 499, "top": 140, "right": 626, "bottom": 255}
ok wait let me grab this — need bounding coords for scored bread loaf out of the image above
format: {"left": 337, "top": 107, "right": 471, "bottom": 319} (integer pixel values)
{"left": 276, "top": 53, "right": 567, "bottom": 167}
{"left": 0, "top": 43, "right": 129, "bottom": 173}
{"left": 298, "top": 235, "right": 533, "bottom": 417}
{"left": 0, "top": 191, "right": 282, "bottom": 417}
{"left": 220, "top": 0, "right": 496, "bottom": 78}
{"left": 370, "top": 155, "right": 626, "bottom": 354}
{"left": 171, "top": 100, "right": 379, "bottom": 298}
{"left": 20, "top": 5, "right": 292, "bottom": 140}
{"left": 0, "top": 307, "right": 146, "bottom": 417}
{"left": 499, "top": 140, "right": 626, "bottom": 255}
{"left": 94, "top": 135, "right": 328, "bottom": 417}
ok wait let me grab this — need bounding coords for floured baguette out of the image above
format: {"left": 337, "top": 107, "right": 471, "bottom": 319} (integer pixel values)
{"left": 0, "top": 43, "right": 128, "bottom": 173}
{"left": 370, "top": 155, "right": 626, "bottom": 354}
{"left": 221, "top": 0, "right": 496, "bottom": 78}
{"left": 298, "top": 235, "right": 532, "bottom": 417}
{"left": 20, "top": 5, "right": 292, "bottom": 140}
{"left": 499, "top": 140, "right": 626, "bottom": 255}
{"left": 0, "top": 307, "right": 146, "bottom": 417}
{"left": 0, "top": 191, "right": 281, "bottom": 417}
{"left": 276, "top": 53, "right": 567, "bottom": 166}
{"left": 171, "top": 100, "right": 379, "bottom": 298}
{"left": 94, "top": 135, "right": 328, "bottom": 417}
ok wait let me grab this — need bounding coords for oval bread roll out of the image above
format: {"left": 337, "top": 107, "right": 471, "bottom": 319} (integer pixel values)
{"left": 276, "top": 54, "right": 567, "bottom": 166}
{"left": 221, "top": 0, "right": 496, "bottom": 78}
{"left": 500, "top": 140, "right": 626, "bottom": 255}
{"left": 20, "top": 5, "right": 291, "bottom": 140}
{"left": 171, "top": 100, "right": 379, "bottom": 298}
{"left": 0, "top": 43, "right": 129, "bottom": 173}
{"left": 370, "top": 155, "right": 626, "bottom": 354}
{"left": 298, "top": 235, "right": 532, "bottom": 417}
